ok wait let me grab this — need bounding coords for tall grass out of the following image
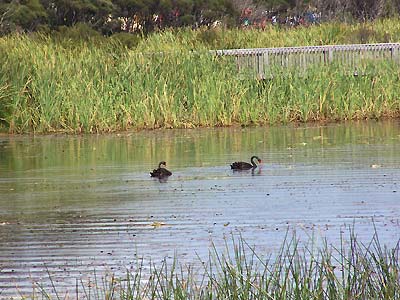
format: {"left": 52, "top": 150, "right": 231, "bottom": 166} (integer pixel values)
{"left": 1, "top": 20, "right": 400, "bottom": 133}
{"left": 31, "top": 230, "right": 400, "bottom": 299}
{"left": 138, "top": 19, "right": 400, "bottom": 50}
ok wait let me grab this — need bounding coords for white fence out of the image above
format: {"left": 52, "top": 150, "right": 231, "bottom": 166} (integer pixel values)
{"left": 214, "top": 43, "right": 400, "bottom": 78}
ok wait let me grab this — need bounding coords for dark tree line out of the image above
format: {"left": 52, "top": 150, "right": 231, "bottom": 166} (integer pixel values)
{"left": 248, "top": 0, "right": 400, "bottom": 21}
{"left": 1, "top": 0, "right": 400, "bottom": 35}
{"left": 0, "top": 0, "right": 236, "bottom": 34}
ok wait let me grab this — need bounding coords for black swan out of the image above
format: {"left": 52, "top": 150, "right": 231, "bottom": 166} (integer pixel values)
{"left": 230, "top": 156, "right": 262, "bottom": 170}
{"left": 150, "top": 161, "right": 172, "bottom": 178}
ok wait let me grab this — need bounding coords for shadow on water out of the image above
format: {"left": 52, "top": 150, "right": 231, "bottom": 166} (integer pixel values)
{"left": 231, "top": 168, "right": 262, "bottom": 176}
{"left": 0, "top": 120, "right": 399, "bottom": 296}
{"left": 153, "top": 176, "right": 170, "bottom": 183}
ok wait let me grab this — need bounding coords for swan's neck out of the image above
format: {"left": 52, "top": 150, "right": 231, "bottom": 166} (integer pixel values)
{"left": 251, "top": 157, "right": 257, "bottom": 167}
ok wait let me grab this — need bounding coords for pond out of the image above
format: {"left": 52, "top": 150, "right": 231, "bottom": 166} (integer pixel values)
{"left": 0, "top": 120, "right": 399, "bottom": 297}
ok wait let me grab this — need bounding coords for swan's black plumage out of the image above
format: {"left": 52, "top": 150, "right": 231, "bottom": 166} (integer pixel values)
{"left": 230, "top": 156, "right": 262, "bottom": 170}
{"left": 150, "top": 161, "right": 172, "bottom": 178}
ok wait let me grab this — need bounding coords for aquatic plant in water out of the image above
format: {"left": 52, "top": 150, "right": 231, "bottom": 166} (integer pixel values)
{"left": 30, "top": 229, "right": 399, "bottom": 300}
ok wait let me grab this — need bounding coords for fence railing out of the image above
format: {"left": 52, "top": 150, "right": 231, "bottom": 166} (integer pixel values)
{"left": 214, "top": 43, "right": 400, "bottom": 78}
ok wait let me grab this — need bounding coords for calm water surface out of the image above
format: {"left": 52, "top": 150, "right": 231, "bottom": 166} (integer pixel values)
{"left": 0, "top": 121, "right": 399, "bottom": 297}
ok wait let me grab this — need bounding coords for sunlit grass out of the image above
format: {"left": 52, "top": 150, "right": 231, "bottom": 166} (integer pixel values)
{"left": 1, "top": 19, "right": 400, "bottom": 133}
{"left": 138, "top": 19, "right": 400, "bottom": 50}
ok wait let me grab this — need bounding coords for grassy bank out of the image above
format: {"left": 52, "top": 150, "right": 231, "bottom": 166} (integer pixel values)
{"left": 1, "top": 20, "right": 400, "bottom": 133}
{"left": 30, "top": 231, "right": 399, "bottom": 300}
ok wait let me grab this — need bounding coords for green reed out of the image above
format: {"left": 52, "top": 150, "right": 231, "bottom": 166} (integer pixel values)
{"left": 1, "top": 20, "right": 400, "bottom": 133}
{"left": 30, "top": 230, "right": 399, "bottom": 300}
{"left": 138, "top": 19, "right": 400, "bottom": 50}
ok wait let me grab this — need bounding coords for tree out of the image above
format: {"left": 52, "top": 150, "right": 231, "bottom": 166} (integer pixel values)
{"left": 42, "top": 0, "right": 114, "bottom": 28}
{"left": 112, "top": 0, "right": 160, "bottom": 32}
{"left": 0, "top": 0, "right": 48, "bottom": 32}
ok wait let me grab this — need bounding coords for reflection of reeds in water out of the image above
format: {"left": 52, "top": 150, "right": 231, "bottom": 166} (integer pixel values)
{"left": 0, "top": 120, "right": 399, "bottom": 174}
{"left": 34, "top": 229, "right": 399, "bottom": 299}
{"left": 1, "top": 21, "right": 400, "bottom": 134}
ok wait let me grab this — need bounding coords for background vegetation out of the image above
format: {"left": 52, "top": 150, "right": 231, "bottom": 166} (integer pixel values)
{"left": 1, "top": 1, "right": 400, "bottom": 134}
{"left": 1, "top": 20, "right": 400, "bottom": 133}
{"left": 2, "top": 0, "right": 400, "bottom": 36}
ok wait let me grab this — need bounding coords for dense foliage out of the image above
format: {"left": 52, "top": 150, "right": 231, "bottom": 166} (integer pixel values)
{"left": 0, "top": 0, "right": 236, "bottom": 34}
{"left": 2, "top": 0, "right": 400, "bottom": 36}
{"left": 1, "top": 20, "right": 400, "bottom": 133}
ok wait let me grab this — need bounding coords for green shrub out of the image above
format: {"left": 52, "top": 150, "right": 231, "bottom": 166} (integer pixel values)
{"left": 56, "top": 22, "right": 102, "bottom": 41}
{"left": 109, "top": 32, "right": 141, "bottom": 49}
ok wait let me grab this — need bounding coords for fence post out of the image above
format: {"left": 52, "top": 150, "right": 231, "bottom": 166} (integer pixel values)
{"left": 328, "top": 48, "right": 333, "bottom": 63}
{"left": 265, "top": 52, "right": 269, "bottom": 77}
{"left": 257, "top": 53, "right": 265, "bottom": 79}
{"left": 389, "top": 46, "right": 399, "bottom": 62}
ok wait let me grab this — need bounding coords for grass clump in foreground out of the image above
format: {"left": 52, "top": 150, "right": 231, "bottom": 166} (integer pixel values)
{"left": 33, "top": 230, "right": 399, "bottom": 300}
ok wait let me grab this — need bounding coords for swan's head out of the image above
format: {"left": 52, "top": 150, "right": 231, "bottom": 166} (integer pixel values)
{"left": 251, "top": 156, "right": 262, "bottom": 163}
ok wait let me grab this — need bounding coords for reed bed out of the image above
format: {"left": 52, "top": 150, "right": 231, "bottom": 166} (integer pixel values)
{"left": 138, "top": 19, "right": 400, "bottom": 50}
{"left": 1, "top": 20, "right": 400, "bottom": 133}
{"left": 31, "top": 230, "right": 400, "bottom": 300}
